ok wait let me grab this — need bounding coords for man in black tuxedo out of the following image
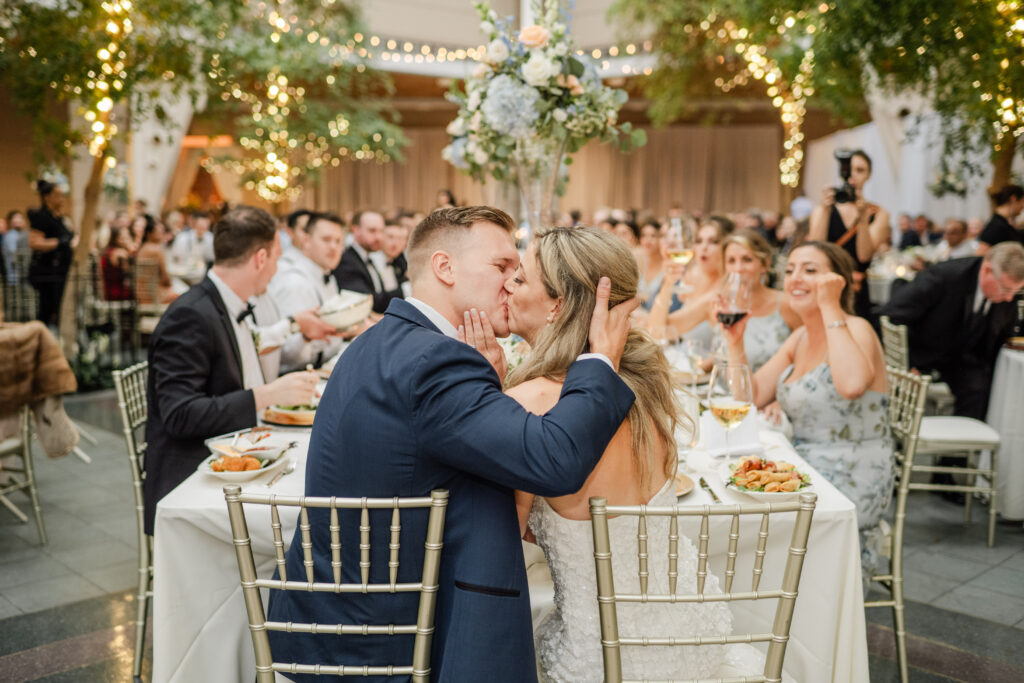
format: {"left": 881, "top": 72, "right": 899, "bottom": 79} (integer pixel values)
{"left": 333, "top": 209, "right": 402, "bottom": 313}
{"left": 881, "top": 242, "right": 1024, "bottom": 419}
{"left": 143, "top": 206, "right": 319, "bottom": 534}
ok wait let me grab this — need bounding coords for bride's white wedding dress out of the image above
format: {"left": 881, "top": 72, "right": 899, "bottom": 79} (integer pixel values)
{"left": 529, "top": 479, "right": 765, "bottom": 682}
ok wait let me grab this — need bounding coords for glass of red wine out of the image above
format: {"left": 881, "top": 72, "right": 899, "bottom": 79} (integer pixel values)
{"left": 716, "top": 272, "right": 751, "bottom": 329}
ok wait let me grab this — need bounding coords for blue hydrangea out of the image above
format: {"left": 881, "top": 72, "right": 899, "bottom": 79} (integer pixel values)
{"left": 443, "top": 137, "right": 471, "bottom": 170}
{"left": 482, "top": 75, "right": 540, "bottom": 137}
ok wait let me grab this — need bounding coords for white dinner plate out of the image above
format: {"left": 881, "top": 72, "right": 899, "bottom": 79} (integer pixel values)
{"left": 718, "top": 458, "right": 813, "bottom": 501}
{"left": 199, "top": 451, "right": 292, "bottom": 482}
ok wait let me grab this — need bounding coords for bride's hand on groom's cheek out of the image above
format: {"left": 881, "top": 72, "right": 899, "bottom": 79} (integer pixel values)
{"left": 459, "top": 309, "right": 508, "bottom": 378}
{"left": 589, "top": 276, "right": 639, "bottom": 372}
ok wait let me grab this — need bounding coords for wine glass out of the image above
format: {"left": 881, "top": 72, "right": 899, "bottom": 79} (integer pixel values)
{"left": 706, "top": 362, "right": 754, "bottom": 457}
{"left": 665, "top": 218, "right": 695, "bottom": 296}
{"left": 716, "top": 272, "right": 752, "bottom": 329}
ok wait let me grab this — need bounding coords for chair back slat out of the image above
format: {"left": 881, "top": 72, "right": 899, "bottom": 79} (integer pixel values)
{"left": 667, "top": 515, "right": 679, "bottom": 594}
{"left": 752, "top": 513, "right": 769, "bottom": 591}
{"left": 389, "top": 505, "right": 402, "bottom": 588}
{"left": 329, "top": 506, "right": 342, "bottom": 584}
{"left": 271, "top": 504, "right": 287, "bottom": 582}
{"left": 724, "top": 513, "right": 740, "bottom": 593}
{"left": 223, "top": 486, "right": 449, "bottom": 682}
{"left": 590, "top": 493, "right": 817, "bottom": 683}
{"left": 637, "top": 510, "right": 649, "bottom": 596}
{"left": 880, "top": 316, "right": 910, "bottom": 371}
{"left": 696, "top": 513, "right": 709, "bottom": 593}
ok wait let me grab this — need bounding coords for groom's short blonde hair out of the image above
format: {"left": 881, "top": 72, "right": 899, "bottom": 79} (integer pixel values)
{"left": 406, "top": 206, "right": 515, "bottom": 280}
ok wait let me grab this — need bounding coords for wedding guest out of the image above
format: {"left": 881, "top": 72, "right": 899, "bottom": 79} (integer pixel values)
{"left": 378, "top": 218, "right": 410, "bottom": 297}
{"left": 266, "top": 206, "right": 637, "bottom": 681}
{"left": 967, "top": 216, "right": 985, "bottom": 241}
{"left": 503, "top": 227, "right": 740, "bottom": 680}
{"left": 612, "top": 220, "right": 640, "bottom": 248}
{"left": 334, "top": 209, "right": 400, "bottom": 313}
{"left": 722, "top": 241, "right": 891, "bottom": 573}
{"left": 268, "top": 212, "right": 346, "bottom": 372}
{"left": 163, "top": 209, "right": 186, "bottom": 240}
{"left": 636, "top": 219, "right": 664, "bottom": 310}
{"left": 976, "top": 184, "right": 1024, "bottom": 255}
{"left": 135, "top": 216, "right": 179, "bottom": 305}
{"left": 881, "top": 241, "right": 1024, "bottom": 420}
{"left": 169, "top": 210, "right": 214, "bottom": 269}
{"left": 899, "top": 214, "right": 929, "bottom": 250}
{"left": 936, "top": 219, "right": 976, "bottom": 261}
{"left": 27, "top": 180, "right": 75, "bottom": 326}
{"left": 711, "top": 231, "right": 801, "bottom": 371}
{"left": 435, "top": 188, "right": 457, "bottom": 209}
{"left": 809, "top": 150, "right": 889, "bottom": 317}
{"left": 647, "top": 221, "right": 726, "bottom": 346}
{"left": 3, "top": 210, "right": 29, "bottom": 285}
{"left": 100, "top": 225, "right": 134, "bottom": 301}
{"left": 143, "top": 206, "right": 319, "bottom": 534}
{"left": 279, "top": 208, "right": 313, "bottom": 270}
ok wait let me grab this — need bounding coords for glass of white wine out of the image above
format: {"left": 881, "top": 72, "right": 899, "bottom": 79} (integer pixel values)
{"left": 665, "top": 217, "right": 695, "bottom": 296}
{"left": 706, "top": 362, "right": 754, "bottom": 457}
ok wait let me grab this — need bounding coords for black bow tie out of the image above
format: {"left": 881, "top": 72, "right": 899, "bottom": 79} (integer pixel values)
{"left": 236, "top": 302, "right": 256, "bottom": 324}
{"left": 323, "top": 273, "right": 332, "bottom": 285}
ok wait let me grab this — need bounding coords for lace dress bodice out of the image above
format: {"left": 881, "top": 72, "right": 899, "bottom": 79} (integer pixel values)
{"left": 528, "top": 480, "right": 733, "bottom": 682}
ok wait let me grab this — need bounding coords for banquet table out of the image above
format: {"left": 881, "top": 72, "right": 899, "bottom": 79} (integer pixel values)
{"left": 986, "top": 347, "right": 1024, "bottom": 520}
{"left": 152, "top": 429, "right": 868, "bottom": 683}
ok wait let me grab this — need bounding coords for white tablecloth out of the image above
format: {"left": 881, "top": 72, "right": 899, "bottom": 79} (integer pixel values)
{"left": 152, "top": 430, "right": 868, "bottom": 683}
{"left": 986, "top": 347, "right": 1024, "bottom": 520}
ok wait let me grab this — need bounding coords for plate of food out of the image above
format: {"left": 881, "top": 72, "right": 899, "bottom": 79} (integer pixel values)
{"left": 263, "top": 404, "right": 317, "bottom": 427}
{"left": 719, "top": 455, "right": 812, "bottom": 500}
{"left": 200, "top": 431, "right": 295, "bottom": 481}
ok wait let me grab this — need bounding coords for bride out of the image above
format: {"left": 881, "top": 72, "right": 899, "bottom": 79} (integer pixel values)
{"left": 493, "top": 227, "right": 741, "bottom": 681}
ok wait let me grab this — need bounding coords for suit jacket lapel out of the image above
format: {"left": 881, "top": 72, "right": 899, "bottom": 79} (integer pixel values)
{"left": 198, "top": 278, "right": 244, "bottom": 383}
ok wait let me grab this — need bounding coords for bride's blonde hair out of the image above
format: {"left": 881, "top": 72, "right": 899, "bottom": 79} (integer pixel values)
{"left": 506, "top": 227, "right": 683, "bottom": 488}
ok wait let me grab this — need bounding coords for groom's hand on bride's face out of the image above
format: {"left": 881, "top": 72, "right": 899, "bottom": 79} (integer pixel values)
{"left": 459, "top": 308, "right": 509, "bottom": 379}
{"left": 588, "top": 276, "right": 639, "bottom": 372}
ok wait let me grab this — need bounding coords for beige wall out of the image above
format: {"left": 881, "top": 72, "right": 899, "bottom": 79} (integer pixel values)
{"left": 302, "top": 123, "right": 782, "bottom": 218}
{"left": 0, "top": 89, "right": 51, "bottom": 218}
{"left": 361, "top": 0, "right": 520, "bottom": 47}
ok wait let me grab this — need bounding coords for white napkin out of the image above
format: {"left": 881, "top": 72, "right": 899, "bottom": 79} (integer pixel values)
{"left": 700, "top": 408, "right": 763, "bottom": 458}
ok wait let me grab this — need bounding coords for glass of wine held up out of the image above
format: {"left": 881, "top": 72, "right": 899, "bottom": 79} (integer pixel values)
{"left": 665, "top": 217, "right": 695, "bottom": 296}
{"left": 706, "top": 362, "right": 754, "bottom": 457}
{"left": 716, "top": 272, "right": 752, "bottom": 329}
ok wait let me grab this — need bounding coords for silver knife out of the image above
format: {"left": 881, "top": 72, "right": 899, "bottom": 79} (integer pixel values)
{"left": 699, "top": 477, "right": 722, "bottom": 504}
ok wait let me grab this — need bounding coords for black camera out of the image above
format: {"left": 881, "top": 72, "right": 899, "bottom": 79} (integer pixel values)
{"left": 833, "top": 149, "right": 856, "bottom": 204}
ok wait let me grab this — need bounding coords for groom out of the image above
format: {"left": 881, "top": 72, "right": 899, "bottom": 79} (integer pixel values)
{"left": 267, "top": 206, "right": 637, "bottom": 681}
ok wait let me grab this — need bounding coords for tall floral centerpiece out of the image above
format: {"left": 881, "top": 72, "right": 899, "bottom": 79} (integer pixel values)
{"left": 443, "top": 0, "right": 645, "bottom": 237}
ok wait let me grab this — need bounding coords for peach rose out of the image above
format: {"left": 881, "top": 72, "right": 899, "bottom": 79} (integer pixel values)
{"left": 556, "top": 73, "right": 584, "bottom": 96}
{"left": 518, "top": 25, "right": 550, "bottom": 49}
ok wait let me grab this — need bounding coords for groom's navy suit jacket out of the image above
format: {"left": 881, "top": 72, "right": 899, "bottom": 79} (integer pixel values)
{"left": 267, "top": 299, "right": 635, "bottom": 682}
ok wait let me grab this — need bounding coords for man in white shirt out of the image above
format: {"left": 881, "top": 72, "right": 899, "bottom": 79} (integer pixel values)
{"left": 936, "top": 218, "right": 977, "bottom": 261}
{"left": 169, "top": 211, "right": 215, "bottom": 268}
{"left": 269, "top": 212, "right": 347, "bottom": 372}
{"left": 334, "top": 210, "right": 402, "bottom": 313}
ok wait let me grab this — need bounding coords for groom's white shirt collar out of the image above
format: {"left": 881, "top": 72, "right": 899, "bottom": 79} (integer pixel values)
{"left": 405, "top": 297, "right": 459, "bottom": 339}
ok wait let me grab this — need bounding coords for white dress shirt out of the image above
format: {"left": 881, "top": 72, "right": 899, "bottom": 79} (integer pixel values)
{"left": 170, "top": 229, "right": 214, "bottom": 267}
{"left": 352, "top": 242, "right": 384, "bottom": 293}
{"left": 370, "top": 250, "right": 399, "bottom": 292}
{"left": 268, "top": 250, "right": 344, "bottom": 372}
{"left": 405, "top": 297, "right": 613, "bottom": 371}
{"left": 207, "top": 270, "right": 265, "bottom": 389}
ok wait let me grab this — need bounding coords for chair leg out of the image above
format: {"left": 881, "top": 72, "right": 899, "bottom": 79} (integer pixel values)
{"left": 133, "top": 537, "right": 152, "bottom": 680}
{"left": 73, "top": 422, "right": 100, "bottom": 446}
{"left": 0, "top": 493, "right": 29, "bottom": 523}
{"left": 988, "top": 447, "right": 999, "bottom": 548}
{"left": 963, "top": 452, "right": 973, "bottom": 525}
{"left": 891, "top": 488, "right": 909, "bottom": 683}
{"left": 18, "top": 435, "right": 46, "bottom": 545}
{"left": 72, "top": 447, "right": 93, "bottom": 464}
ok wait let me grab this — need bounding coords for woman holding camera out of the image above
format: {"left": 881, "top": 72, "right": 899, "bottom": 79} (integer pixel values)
{"left": 809, "top": 150, "right": 890, "bottom": 318}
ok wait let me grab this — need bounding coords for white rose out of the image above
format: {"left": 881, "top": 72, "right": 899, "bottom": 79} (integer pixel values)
{"left": 487, "top": 39, "right": 510, "bottom": 64}
{"left": 551, "top": 43, "right": 568, "bottom": 57}
{"left": 472, "top": 62, "right": 490, "bottom": 80}
{"left": 467, "top": 90, "right": 482, "bottom": 111}
{"left": 473, "top": 147, "right": 489, "bottom": 165}
{"left": 446, "top": 118, "right": 467, "bottom": 136}
{"left": 552, "top": 108, "right": 568, "bottom": 123}
{"left": 522, "top": 52, "right": 555, "bottom": 87}
{"left": 480, "top": 21, "right": 494, "bottom": 36}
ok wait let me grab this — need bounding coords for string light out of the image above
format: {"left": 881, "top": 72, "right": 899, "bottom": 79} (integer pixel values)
{"left": 82, "top": 0, "right": 132, "bottom": 159}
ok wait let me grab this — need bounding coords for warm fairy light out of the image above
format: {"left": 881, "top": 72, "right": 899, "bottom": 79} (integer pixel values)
{"left": 83, "top": 0, "right": 131, "bottom": 158}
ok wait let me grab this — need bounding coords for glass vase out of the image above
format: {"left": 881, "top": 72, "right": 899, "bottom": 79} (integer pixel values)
{"left": 513, "top": 136, "right": 567, "bottom": 244}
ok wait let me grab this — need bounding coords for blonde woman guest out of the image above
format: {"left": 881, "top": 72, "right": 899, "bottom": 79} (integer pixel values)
{"left": 720, "top": 240, "right": 891, "bottom": 575}
{"left": 711, "top": 230, "right": 801, "bottom": 372}
{"left": 482, "top": 226, "right": 750, "bottom": 682}
{"left": 646, "top": 221, "right": 726, "bottom": 346}
{"left": 636, "top": 219, "right": 665, "bottom": 309}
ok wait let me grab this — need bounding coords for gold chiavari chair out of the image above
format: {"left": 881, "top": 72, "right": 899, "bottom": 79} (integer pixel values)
{"left": 112, "top": 362, "right": 151, "bottom": 683}
{"left": 865, "top": 366, "right": 932, "bottom": 683}
{"left": 879, "top": 315, "right": 955, "bottom": 414}
{"left": 0, "top": 406, "right": 46, "bottom": 544}
{"left": 223, "top": 486, "right": 449, "bottom": 682}
{"left": 590, "top": 492, "right": 817, "bottom": 683}
{"left": 878, "top": 316, "right": 1001, "bottom": 546}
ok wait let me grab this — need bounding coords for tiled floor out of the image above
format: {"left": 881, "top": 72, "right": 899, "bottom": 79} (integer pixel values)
{"left": 0, "top": 390, "right": 1022, "bottom": 681}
